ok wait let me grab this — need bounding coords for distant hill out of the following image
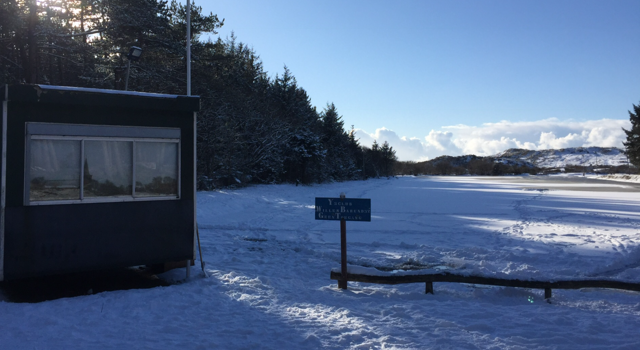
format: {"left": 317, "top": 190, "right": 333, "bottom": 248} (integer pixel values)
{"left": 496, "top": 147, "right": 628, "bottom": 168}
{"left": 395, "top": 147, "right": 633, "bottom": 176}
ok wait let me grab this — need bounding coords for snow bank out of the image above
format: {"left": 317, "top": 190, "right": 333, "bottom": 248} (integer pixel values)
{"left": 597, "top": 174, "right": 640, "bottom": 183}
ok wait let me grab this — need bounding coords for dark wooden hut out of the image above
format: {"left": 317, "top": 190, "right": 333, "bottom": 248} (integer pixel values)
{"left": 0, "top": 85, "right": 199, "bottom": 280}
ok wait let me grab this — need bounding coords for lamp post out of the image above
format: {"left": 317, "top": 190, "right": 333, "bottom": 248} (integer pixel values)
{"left": 125, "top": 46, "right": 142, "bottom": 91}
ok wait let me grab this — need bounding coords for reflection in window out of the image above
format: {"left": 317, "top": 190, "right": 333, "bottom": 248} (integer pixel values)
{"left": 135, "top": 142, "right": 178, "bottom": 197}
{"left": 26, "top": 124, "right": 181, "bottom": 204}
{"left": 29, "top": 140, "right": 81, "bottom": 201}
{"left": 84, "top": 141, "right": 133, "bottom": 198}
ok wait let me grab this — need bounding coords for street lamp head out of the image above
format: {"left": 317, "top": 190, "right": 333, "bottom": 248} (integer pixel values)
{"left": 127, "top": 46, "right": 143, "bottom": 61}
{"left": 124, "top": 46, "right": 142, "bottom": 91}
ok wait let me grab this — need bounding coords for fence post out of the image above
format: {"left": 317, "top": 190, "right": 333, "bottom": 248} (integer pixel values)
{"left": 425, "top": 282, "right": 434, "bottom": 294}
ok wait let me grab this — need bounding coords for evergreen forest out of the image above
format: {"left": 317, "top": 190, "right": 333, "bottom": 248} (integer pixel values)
{"left": 0, "top": 0, "right": 397, "bottom": 189}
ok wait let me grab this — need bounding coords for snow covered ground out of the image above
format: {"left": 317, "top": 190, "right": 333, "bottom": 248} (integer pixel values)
{"left": 1, "top": 175, "right": 640, "bottom": 349}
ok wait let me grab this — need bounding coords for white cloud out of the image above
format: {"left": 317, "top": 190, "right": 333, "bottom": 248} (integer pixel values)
{"left": 354, "top": 118, "right": 630, "bottom": 161}
{"left": 355, "top": 127, "right": 430, "bottom": 161}
{"left": 538, "top": 131, "right": 584, "bottom": 149}
{"left": 425, "top": 130, "right": 453, "bottom": 151}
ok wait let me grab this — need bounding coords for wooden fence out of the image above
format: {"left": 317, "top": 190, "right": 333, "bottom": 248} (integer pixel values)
{"left": 330, "top": 271, "right": 640, "bottom": 299}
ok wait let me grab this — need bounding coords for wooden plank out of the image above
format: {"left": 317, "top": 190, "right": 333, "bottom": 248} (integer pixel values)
{"left": 330, "top": 271, "right": 640, "bottom": 295}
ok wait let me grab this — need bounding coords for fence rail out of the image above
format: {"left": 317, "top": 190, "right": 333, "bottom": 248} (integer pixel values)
{"left": 330, "top": 271, "right": 640, "bottom": 298}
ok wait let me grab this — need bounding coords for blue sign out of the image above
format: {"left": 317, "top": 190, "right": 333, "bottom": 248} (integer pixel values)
{"left": 315, "top": 197, "right": 371, "bottom": 222}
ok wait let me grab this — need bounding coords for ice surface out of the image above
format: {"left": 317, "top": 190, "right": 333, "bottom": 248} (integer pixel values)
{"left": 1, "top": 176, "right": 639, "bottom": 349}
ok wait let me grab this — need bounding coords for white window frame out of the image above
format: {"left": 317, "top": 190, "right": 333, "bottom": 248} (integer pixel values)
{"left": 25, "top": 123, "right": 181, "bottom": 206}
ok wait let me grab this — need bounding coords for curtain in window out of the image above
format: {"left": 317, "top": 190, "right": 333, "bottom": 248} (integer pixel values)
{"left": 135, "top": 142, "right": 178, "bottom": 196}
{"left": 84, "top": 141, "right": 133, "bottom": 198}
{"left": 29, "top": 140, "right": 81, "bottom": 201}
{"left": 28, "top": 137, "right": 178, "bottom": 202}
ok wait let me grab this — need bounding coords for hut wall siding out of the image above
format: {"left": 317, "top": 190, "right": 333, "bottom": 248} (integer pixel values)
{"left": 4, "top": 200, "right": 194, "bottom": 280}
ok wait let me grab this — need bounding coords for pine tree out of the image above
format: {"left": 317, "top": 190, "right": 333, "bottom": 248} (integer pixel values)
{"left": 380, "top": 141, "right": 397, "bottom": 177}
{"left": 320, "top": 103, "right": 358, "bottom": 180}
{"left": 623, "top": 102, "right": 640, "bottom": 167}
{"left": 0, "top": 0, "right": 24, "bottom": 84}
{"left": 269, "top": 66, "right": 324, "bottom": 184}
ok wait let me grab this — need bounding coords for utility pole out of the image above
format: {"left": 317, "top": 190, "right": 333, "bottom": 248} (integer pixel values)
{"left": 186, "top": 0, "right": 191, "bottom": 96}
{"left": 186, "top": 0, "right": 192, "bottom": 279}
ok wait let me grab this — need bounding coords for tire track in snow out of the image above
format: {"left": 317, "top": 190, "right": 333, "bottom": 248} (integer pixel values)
{"left": 206, "top": 237, "right": 415, "bottom": 349}
{"left": 494, "top": 186, "right": 640, "bottom": 280}
{"left": 500, "top": 189, "right": 548, "bottom": 237}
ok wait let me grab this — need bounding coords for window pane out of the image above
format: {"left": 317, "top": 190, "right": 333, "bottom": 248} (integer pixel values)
{"left": 135, "top": 142, "right": 178, "bottom": 197}
{"left": 29, "top": 139, "right": 81, "bottom": 201}
{"left": 84, "top": 141, "right": 132, "bottom": 198}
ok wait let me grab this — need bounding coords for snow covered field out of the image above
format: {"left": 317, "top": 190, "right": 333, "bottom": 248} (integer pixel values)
{"left": 1, "top": 175, "right": 640, "bottom": 349}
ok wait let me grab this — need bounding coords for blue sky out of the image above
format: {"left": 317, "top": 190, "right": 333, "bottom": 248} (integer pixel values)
{"left": 199, "top": 0, "right": 640, "bottom": 161}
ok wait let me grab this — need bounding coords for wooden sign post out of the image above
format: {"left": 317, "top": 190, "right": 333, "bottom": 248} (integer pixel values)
{"left": 315, "top": 193, "right": 371, "bottom": 289}
{"left": 339, "top": 193, "right": 347, "bottom": 289}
